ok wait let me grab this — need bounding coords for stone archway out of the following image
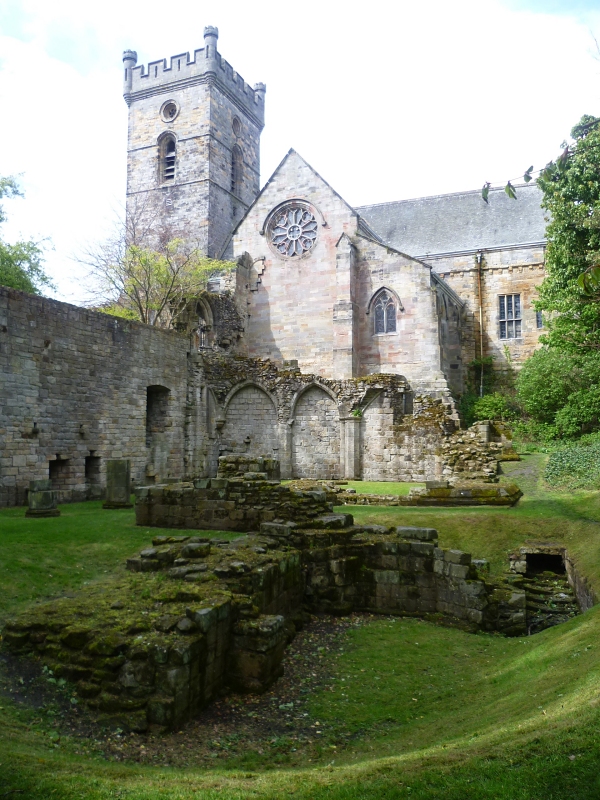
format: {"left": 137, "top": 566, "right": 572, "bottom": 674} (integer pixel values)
{"left": 221, "top": 384, "right": 278, "bottom": 457}
{"left": 292, "top": 386, "right": 340, "bottom": 479}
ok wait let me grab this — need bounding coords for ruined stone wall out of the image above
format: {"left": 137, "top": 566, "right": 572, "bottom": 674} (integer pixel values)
{"left": 196, "top": 353, "right": 457, "bottom": 482}
{"left": 1, "top": 283, "right": 466, "bottom": 508}
{"left": 134, "top": 478, "right": 334, "bottom": 531}
{"left": 292, "top": 387, "right": 341, "bottom": 479}
{"left": 220, "top": 385, "right": 278, "bottom": 458}
{"left": 361, "top": 393, "right": 452, "bottom": 481}
{"left": 3, "top": 517, "right": 529, "bottom": 731}
{"left": 0, "top": 288, "right": 189, "bottom": 506}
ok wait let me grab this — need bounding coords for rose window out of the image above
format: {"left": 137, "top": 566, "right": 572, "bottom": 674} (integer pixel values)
{"left": 270, "top": 205, "right": 318, "bottom": 257}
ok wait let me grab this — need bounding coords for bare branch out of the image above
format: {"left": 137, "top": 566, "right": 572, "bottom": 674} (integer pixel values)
{"left": 74, "top": 199, "right": 235, "bottom": 329}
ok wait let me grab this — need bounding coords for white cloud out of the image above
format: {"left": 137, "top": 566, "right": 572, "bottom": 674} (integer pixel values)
{"left": 0, "top": 0, "right": 599, "bottom": 302}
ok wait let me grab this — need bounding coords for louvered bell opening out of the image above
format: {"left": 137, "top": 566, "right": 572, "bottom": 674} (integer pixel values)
{"left": 164, "top": 141, "right": 176, "bottom": 181}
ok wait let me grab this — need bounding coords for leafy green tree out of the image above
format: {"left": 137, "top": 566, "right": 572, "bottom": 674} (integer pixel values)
{"left": 516, "top": 347, "right": 600, "bottom": 437}
{"left": 82, "top": 218, "right": 235, "bottom": 329}
{"left": 0, "top": 176, "right": 53, "bottom": 294}
{"left": 534, "top": 115, "right": 600, "bottom": 351}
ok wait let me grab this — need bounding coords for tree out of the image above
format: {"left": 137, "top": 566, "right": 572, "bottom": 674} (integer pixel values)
{"left": 534, "top": 115, "right": 600, "bottom": 352}
{"left": 0, "top": 176, "right": 54, "bottom": 294}
{"left": 480, "top": 116, "right": 600, "bottom": 437}
{"left": 515, "top": 347, "right": 600, "bottom": 437}
{"left": 81, "top": 202, "right": 235, "bottom": 329}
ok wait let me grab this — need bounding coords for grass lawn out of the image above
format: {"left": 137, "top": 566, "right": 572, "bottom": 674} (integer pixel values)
{"left": 344, "top": 481, "right": 423, "bottom": 496}
{"left": 2, "top": 455, "right": 600, "bottom": 798}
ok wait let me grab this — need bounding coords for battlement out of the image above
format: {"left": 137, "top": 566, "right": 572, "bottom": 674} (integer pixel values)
{"left": 123, "top": 28, "right": 265, "bottom": 126}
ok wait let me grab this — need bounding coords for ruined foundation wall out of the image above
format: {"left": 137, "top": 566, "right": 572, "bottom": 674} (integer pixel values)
{"left": 134, "top": 478, "right": 334, "bottom": 531}
{"left": 4, "top": 514, "right": 528, "bottom": 732}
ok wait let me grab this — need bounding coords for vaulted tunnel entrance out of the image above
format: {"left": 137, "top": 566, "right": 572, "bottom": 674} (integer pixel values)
{"left": 511, "top": 546, "right": 583, "bottom": 635}
{"left": 526, "top": 552, "right": 566, "bottom": 577}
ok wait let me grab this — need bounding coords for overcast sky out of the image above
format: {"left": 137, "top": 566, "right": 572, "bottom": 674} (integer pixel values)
{"left": 1, "top": 0, "right": 599, "bottom": 304}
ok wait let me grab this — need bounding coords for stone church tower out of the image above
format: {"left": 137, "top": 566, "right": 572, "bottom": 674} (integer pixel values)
{"left": 122, "top": 28, "right": 265, "bottom": 258}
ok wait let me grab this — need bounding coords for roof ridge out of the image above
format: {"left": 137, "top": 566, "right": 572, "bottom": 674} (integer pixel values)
{"left": 355, "top": 182, "right": 540, "bottom": 210}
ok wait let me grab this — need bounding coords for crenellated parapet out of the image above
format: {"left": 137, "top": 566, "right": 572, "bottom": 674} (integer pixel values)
{"left": 122, "top": 27, "right": 265, "bottom": 127}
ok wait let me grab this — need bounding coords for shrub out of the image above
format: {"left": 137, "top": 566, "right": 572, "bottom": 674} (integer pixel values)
{"left": 517, "top": 348, "right": 600, "bottom": 437}
{"left": 545, "top": 441, "right": 600, "bottom": 488}
{"left": 472, "top": 392, "right": 515, "bottom": 422}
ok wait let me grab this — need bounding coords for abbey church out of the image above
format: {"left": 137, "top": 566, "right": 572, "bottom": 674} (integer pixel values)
{"left": 0, "top": 28, "right": 547, "bottom": 506}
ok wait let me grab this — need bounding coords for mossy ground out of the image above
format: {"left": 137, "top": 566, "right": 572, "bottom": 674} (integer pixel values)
{"left": 2, "top": 455, "right": 600, "bottom": 798}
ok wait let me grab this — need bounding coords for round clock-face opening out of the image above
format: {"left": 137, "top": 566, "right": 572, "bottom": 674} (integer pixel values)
{"left": 160, "top": 100, "right": 179, "bottom": 122}
{"left": 268, "top": 203, "right": 318, "bottom": 258}
{"left": 232, "top": 116, "right": 241, "bottom": 137}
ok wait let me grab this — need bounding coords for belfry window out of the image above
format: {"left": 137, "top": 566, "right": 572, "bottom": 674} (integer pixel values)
{"left": 160, "top": 136, "right": 176, "bottom": 182}
{"left": 231, "top": 145, "right": 243, "bottom": 196}
{"left": 499, "top": 294, "right": 521, "bottom": 339}
{"left": 374, "top": 290, "right": 397, "bottom": 334}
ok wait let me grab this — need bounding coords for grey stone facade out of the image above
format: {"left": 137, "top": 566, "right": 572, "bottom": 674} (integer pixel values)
{"left": 0, "top": 287, "right": 188, "bottom": 507}
{"left": 123, "top": 27, "right": 264, "bottom": 258}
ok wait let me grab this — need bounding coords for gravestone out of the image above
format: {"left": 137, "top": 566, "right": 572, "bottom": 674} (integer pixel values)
{"left": 25, "top": 480, "right": 60, "bottom": 518}
{"left": 102, "top": 460, "right": 133, "bottom": 509}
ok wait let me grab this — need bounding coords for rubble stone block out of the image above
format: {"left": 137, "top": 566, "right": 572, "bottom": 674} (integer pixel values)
{"left": 26, "top": 479, "right": 60, "bottom": 518}
{"left": 396, "top": 527, "right": 438, "bottom": 541}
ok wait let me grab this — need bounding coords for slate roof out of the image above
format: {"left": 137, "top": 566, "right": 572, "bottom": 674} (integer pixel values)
{"left": 355, "top": 183, "right": 546, "bottom": 258}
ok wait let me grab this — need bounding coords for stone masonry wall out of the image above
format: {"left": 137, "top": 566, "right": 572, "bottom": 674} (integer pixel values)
{"left": 427, "top": 245, "right": 546, "bottom": 382}
{"left": 361, "top": 393, "right": 452, "bottom": 482}
{"left": 232, "top": 151, "right": 450, "bottom": 392}
{"left": 292, "top": 387, "right": 341, "bottom": 479}
{"left": 134, "top": 477, "right": 334, "bottom": 532}
{"left": 220, "top": 385, "right": 278, "bottom": 458}
{"left": 0, "top": 288, "right": 463, "bottom": 507}
{"left": 0, "top": 288, "right": 189, "bottom": 506}
{"left": 194, "top": 352, "right": 458, "bottom": 483}
{"left": 3, "top": 513, "right": 529, "bottom": 732}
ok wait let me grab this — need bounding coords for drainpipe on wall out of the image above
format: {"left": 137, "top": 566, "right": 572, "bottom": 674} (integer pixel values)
{"left": 476, "top": 251, "right": 484, "bottom": 398}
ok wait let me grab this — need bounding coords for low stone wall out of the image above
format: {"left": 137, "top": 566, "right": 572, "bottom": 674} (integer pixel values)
{"left": 262, "top": 519, "right": 525, "bottom": 632}
{"left": 135, "top": 478, "right": 333, "bottom": 531}
{"left": 402, "top": 482, "right": 522, "bottom": 507}
{"left": 440, "top": 422, "right": 505, "bottom": 482}
{"left": 331, "top": 482, "right": 522, "bottom": 507}
{"left": 216, "top": 455, "right": 281, "bottom": 481}
{"left": 4, "top": 514, "right": 531, "bottom": 732}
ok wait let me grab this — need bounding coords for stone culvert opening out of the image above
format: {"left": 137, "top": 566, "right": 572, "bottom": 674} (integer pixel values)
{"left": 526, "top": 552, "right": 566, "bottom": 577}
{"left": 510, "top": 543, "right": 596, "bottom": 635}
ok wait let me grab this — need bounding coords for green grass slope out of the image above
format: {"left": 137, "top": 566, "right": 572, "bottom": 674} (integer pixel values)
{"left": 1, "top": 456, "right": 600, "bottom": 798}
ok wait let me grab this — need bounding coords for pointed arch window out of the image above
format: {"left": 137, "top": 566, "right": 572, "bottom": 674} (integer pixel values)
{"left": 373, "top": 290, "right": 397, "bottom": 334}
{"left": 231, "top": 144, "right": 243, "bottom": 196}
{"left": 160, "top": 135, "right": 176, "bottom": 182}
